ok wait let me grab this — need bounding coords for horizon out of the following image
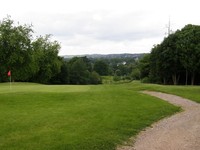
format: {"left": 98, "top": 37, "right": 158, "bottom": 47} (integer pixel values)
{"left": 60, "top": 52, "right": 148, "bottom": 56}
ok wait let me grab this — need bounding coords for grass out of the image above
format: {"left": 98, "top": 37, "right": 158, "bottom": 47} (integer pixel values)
{"left": 0, "top": 82, "right": 181, "bottom": 150}
{"left": 129, "top": 81, "right": 200, "bottom": 103}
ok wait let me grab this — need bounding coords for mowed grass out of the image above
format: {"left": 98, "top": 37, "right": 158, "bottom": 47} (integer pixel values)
{"left": 0, "top": 82, "right": 180, "bottom": 150}
{"left": 129, "top": 81, "right": 200, "bottom": 103}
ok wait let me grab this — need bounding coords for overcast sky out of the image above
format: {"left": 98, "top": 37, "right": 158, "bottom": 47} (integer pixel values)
{"left": 0, "top": 0, "right": 200, "bottom": 55}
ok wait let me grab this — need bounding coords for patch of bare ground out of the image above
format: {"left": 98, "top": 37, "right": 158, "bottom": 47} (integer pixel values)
{"left": 117, "top": 91, "right": 200, "bottom": 150}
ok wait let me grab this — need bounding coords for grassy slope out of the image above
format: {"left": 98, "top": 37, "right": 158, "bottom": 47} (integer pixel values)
{"left": 0, "top": 82, "right": 180, "bottom": 150}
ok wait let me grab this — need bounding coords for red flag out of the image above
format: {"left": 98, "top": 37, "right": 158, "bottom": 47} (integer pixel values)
{"left": 7, "top": 71, "right": 11, "bottom": 77}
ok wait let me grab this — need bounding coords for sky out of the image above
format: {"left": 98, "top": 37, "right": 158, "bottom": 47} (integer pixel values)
{"left": 0, "top": 0, "right": 200, "bottom": 55}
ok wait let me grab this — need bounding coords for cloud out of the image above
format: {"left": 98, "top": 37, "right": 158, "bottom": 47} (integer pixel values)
{"left": 48, "top": 11, "right": 166, "bottom": 55}
{"left": 1, "top": 0, "right": 200, "bottom": 55}
{"left": 20, "top": 11, "right": 163, "bottom": 37}
{"left": 0, "top": 10, "right": 167, "bottom": 55}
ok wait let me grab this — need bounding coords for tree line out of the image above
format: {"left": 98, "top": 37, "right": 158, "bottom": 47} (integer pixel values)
{"left": 56, "top": 56, "right": 139, "bottom": 84}
{"left": 0, "top": 17, "right": 103, "bottom": 84}
{"left": 0, "top": 17, "right": 140, "bottom": 84}
{"left": 138, "top": 24, "right": 200, "bottom": 85}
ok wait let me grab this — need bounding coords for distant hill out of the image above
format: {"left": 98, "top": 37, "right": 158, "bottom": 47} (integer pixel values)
{"left": 63, "top": 53, "right": 146, "bottom": 59}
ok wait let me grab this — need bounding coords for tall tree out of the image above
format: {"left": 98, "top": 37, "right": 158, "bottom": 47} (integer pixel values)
{"left": 178, "top": 24, "right": 200, "bottom": 85}
{"left": 0, "top": 16, "right": 34, "bottom": 81}
{"left": 149, "top": 44, "right": 164, "bottom": 84}
{"left": 31, "top": 35, "right": 62, "bottom": 83}
{"left": 160, "top": 32, "right": 183, "bottom": 85}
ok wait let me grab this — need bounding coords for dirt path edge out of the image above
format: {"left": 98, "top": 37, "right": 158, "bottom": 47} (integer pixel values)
{"left": 117, "top": 91, "right": 200, "bottom": 150}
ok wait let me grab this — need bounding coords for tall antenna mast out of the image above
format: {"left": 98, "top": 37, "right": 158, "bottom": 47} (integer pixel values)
{"left": 167, "top": 17, "right": 172, "bottom": 36}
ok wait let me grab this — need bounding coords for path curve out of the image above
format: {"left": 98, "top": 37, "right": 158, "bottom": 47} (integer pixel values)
{"left": 117, "top": 91, "right": 200, "bottom": 150}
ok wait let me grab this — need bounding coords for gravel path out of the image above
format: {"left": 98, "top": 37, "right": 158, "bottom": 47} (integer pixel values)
{"left": 117, "top": 91, "right": 200, "bottom": 150}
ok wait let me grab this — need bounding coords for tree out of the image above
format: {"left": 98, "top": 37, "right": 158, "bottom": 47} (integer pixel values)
{"left": 138, "top": 54, "right": 150, "bottom": 81}
{"left": 0, "top": 16, "right": 34, "bottom": 81}
{"left": 131, "top": 68, "right": 140, "bottom": 80}
{"left": 68, "top": 57, "right": 90, "bottom": 84}
{"left": 160, "top": 32, "right": 183, "bottom": 85}
{"left": 149, "top": 44, "right": 163, "bottom": 84}
{"left": 49, "top": 58, "right": 69, "bottom": 84}
{"left": 31, "top": 35, "right": 62, "bottom": 83}
{"left": 93, "top": 60, "right": 109, "bottom": 76}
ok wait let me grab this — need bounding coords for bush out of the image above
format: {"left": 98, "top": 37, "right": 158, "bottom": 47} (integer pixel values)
{"left": 113, "top": 75, "right": 121, "bottom": 81}
{"left": 90, "top": 71, "right": 102, "bottom": 84}
{"left": 141, "top": 77, "right": 150, "bottom": 83}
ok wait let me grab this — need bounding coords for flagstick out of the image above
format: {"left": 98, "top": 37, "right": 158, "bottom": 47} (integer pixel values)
{"left": 9, "top": 74, "right": 12, "bottom": 90}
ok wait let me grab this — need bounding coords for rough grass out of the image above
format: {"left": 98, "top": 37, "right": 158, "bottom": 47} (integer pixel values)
{"left": 0, "top": 82, "right": 180, "bottom": 150}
